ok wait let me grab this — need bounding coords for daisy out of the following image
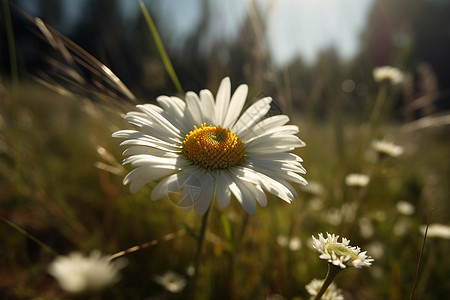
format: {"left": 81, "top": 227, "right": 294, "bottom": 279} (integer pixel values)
{"left": 344, "top": 173, "right": 370, "bottom": 187}
{"left": 372, "top": 139, "right": 404, "bottom": 157}
{"left": 396, "top": 200, "right": 415, "bottom": 216}
{"left": 420, "top": 224, "right": 450, "bottom": 239}
{"left": 312, "top": 233, "right": 374, "bottom": 269}
{"left": 48, "top": 250, "right": 126, "bottom": 294}
{"left": 305, "top": 279, "right": 344, "bottom": 300}
{"left": 154, "top": 270, "right": 187, "bottom": 293}
{"left": 113, "top": 77, "right": 307, "bottom": 215}
{"left": 372, "top": 66, "right": 403, "bottom": 85}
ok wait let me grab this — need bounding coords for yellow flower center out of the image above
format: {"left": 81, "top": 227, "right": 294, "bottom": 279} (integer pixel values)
{"left": 325, "top": 243, "right": 358, "bottom": 262}
{"left": 182, "top": 123, "right": 246, "bottom": 170}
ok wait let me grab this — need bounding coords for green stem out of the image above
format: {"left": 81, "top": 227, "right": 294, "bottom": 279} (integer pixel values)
{"left": 0, "top": 215, "right": 58, "bottom": 256}
{"left": 368, "top": 82, "right": 388, "bottom": 131}
{"left": 314, "top": 264, "right": 342, "bottom": 300}
{"left": 138, "top": 0, "right": 184, "bottom": 95}
{"left": 189, "top": 205, "right": 212, "bottom": 299}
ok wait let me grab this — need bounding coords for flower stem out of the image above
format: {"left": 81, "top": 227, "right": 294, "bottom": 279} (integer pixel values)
{"left": 189, "top": 205, "right": 212, "bottom": 299}
{"left": 368, "top": 82, "right": 388, "bottom": 129}
{"left": 138, "top": 0, "right": 184, "bottom": 95}
{"left": 314, "top": 264, "right": 342, "bottom": 300}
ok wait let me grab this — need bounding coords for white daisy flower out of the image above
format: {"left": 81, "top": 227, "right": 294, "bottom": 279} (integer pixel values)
{"left": 372, "top": 66, "right": 403, "bottom": 85}
{"left": 305, "top": 279, "right": 344, "bottom": 300}
{"left": 396, "top": 200, "right": 415, "bottom": 216}
{"left": 312, "top": 233, "right": 374, "bottom": 269}
{"left": 154, "top": 270, "right": 187, "bottom": 293}
{"left": 113, "top": 77, "right": 307, "bottom": 215}
{"left": 48, "top": 250, "right": 126, "bottom": 294}
{"left": 372, "top": 139, "right": 404, "bottom": 157}
{"left": 301, "top": 180, "right": 325, "bottom": 196}
{"left": 276, "top": 235, "right": 302, "bottom": 251}
{"left": 344, "top": 173, "right": 370, "bottom": 187}
{"left": 420, "top": 224, "right": 450, "bottom": 239}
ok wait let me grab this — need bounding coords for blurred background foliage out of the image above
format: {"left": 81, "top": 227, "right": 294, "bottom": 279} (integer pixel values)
{"left": 0, "top": 0, "right": 449, "bottom": 299}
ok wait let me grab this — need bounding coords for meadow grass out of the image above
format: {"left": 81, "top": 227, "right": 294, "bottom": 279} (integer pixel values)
{"left": 0, "top": 79, "right": 448, "bottom": 299}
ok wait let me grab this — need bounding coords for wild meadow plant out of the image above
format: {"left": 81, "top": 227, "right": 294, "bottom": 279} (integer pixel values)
{"left": 1, "top": 1, "right": 449, "bottom": 300}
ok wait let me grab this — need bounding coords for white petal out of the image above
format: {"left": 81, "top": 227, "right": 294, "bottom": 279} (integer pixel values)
{"left": 229, "top": 178, "right": 257, "bottom": 215}
{"left": 120, "top": 139, "right": 181, "bottom": 153}
{"left": 185, "top": 92, "right": 203, "bottom": 126}
{"left": 248, "top": 152, "right": 303, "bottom": 163}
{"left": 215, "top": 171, "right": 233, "bottom": 208}
{"left": 124, "top": 166, "right": 177, "bottom": 193}
{"left": 115, "top": 130, "right": 182, "bottom": 152}
{"left": 156, "top": 96, "right": 185, "bottom": 119}
{"left": 215, "top": 77, "right": 231, "bottom": 125}
{"left": 246, "top": 158, "right": 306, "bottom": 174}
{"left": 254, "top": 184, "right": 267, "bottom": 207}
{"left": 124, "top": 113, "right": 183, "bottom": 143}
{"left": 243, "top": 125, "right": 299, "bottom": 144}
{"left": 150, "top": 169, "right": 205, "bottom": 201}
{"left": 239, "top": 115, "right": 290, "bottom": 141}
{"left": 122, "top": 146, "right": 179, "bottom": 158}
{"left": 235, "top": 166, "right": 295, "bottom": 203}
{"left": 122, "top": 154, "right": 189, "bottom": 169}
{"left": 246, "top": 135, "right": 305, "bottom": 153}
{"left": 137, "top": 103, "right": 164, "bottom": 113}
{"left": 156, "top": 96, "right": 191, "bottom": 133}
{"left": 151, "top": 170, "right": 191, "bottom": 200}
{"left": 199, "top": 89, "right": 216, "bottom": 125}
{"left": 232, "top": 97, "right": 272, "bottom": 135}
{"left": 192, "top": 174, "right": 215, "bottom": 215}
{"left": 136, "top": 105, "right": 182, "bottom": 137}
{"left": 222, "top": 84, "right": 248, "bottom": 128}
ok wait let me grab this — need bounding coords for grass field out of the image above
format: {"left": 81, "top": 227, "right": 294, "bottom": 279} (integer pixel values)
{"left": 1, "top": 77, "right": 449, "bottom": 299}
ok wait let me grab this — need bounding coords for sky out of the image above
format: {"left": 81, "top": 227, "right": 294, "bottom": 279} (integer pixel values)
{"left": 18, "top": 0, "right": 374, "bottom": 66}
{"left": 151, "top": 0, "right": 374, "bottom": 66}
{"left": 266, "top": 0, "right": 374, "bottom": 65}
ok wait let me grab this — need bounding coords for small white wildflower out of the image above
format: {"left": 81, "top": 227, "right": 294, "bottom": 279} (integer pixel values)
{"left": 365, "top": 242, "right": 385, "bottom": 260}
{"left": 48, "top": 250, "right": 126, "bottom": 294}
{"left": 301, "top": 181, "right": 325, "bottom": 197}
{"left": 308, "top": 197, "right": 324, "bottom": 210}
{"left": 312, "top": 233, "right": 374, "bottom": 269}
{"left": 420, "top": 224, "right": 450, "bottom": 239}
{"left": 267, "top": 293, "right": 286, "bottom": 300}
{"left": 396, "top": 201, "right": 415, "bottom": 216}
{"left": 373, "top": 210, "right": 387, "bottom": 222}
{"left": 325, "top": 208, "right": 343, "bottom": 226}
{"left": 154, "top": 271, "right": 187, "bottom": 293}
{"left": 185, "top": 264, "right": 195, "bottom": 277}
{"left": 359, "top": 217, "right": 375, "bottom": 238}
{"left": 372, "top": 139, "right": 404, "bottom": 157}
{"left": 276, "top": 235, "right": 302, "bottom": 251}
{"left": 325, "top": 203, "right": 358, "bottom": 226}
{"left": 373, "top": 66, "right": 403, "bottom": 85}
{"left": 345, "top": 173, "right": 370, "bottom": 187}
{"left": 394, "top": 218, "right": 411, "bottom": 236}
{"left": 289, "top": 236, "right": 302, "bottom": 251}
{"left": 305, "top": 279, "right": 344, "bottom": 300}
{"left": 277, "top": 234, "right": 289, "bottom": 247}
{"left": 276, "top": 235, "right": 289, "bottom": 247}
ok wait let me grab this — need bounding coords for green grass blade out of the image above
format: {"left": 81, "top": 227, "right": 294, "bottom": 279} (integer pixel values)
{"left": 3, "top": 0, "right": 22, "bottom": 195}
{"left": 138, "top": 0, "right": 184, "bottom": 95}
{"left": 0, "top": 215, "right": 58, "bottom": 256}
